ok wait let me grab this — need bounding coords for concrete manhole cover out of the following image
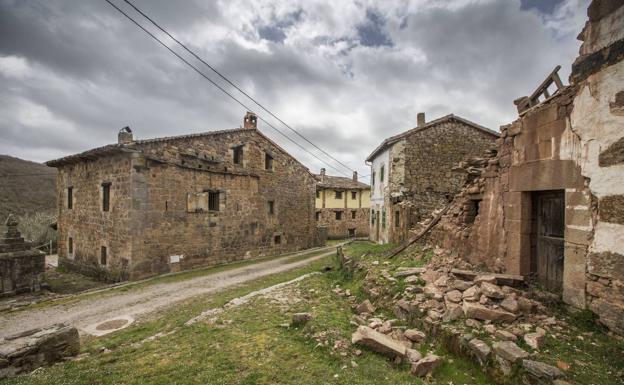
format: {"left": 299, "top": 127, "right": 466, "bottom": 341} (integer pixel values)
{"left": 83, "top": 315, "right": 135, "bottom": 336}
{"left": 96, "top": 319, "right": 129, "bottom": 331}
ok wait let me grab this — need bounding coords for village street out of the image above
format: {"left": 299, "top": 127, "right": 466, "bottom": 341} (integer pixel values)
{"left": 0, "top": 246, "right": 337, "bottom": 339}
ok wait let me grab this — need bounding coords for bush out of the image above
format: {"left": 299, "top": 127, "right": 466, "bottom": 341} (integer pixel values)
{"left": 17, "top": 212, "right": 57, "bottom": 250}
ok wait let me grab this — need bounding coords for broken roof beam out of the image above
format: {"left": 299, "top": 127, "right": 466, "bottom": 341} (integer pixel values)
{"left": 514, "top": 65, "right": 564, "bottom": 114}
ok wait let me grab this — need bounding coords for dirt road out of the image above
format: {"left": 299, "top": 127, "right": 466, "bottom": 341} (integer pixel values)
{"left": 0, "top": 247, "right": 335, "bottom": 338}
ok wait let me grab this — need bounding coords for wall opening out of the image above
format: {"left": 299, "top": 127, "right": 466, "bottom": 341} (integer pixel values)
{"left": 531, "top": 190, "right": 565, "bottom": 293}
{"left": 348, "top": 228, "right": 355, "bottom": 237}
{"left": 100, "top": 246, "right": 107, "bottom": 266}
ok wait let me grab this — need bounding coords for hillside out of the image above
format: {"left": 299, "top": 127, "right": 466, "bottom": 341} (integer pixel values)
{"left": 0, "top": 155, "right": 57, "bottom": 221}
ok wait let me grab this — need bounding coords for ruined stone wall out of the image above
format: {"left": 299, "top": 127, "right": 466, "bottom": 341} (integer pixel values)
{"left": 55, "top": 153, "right": 134, "bottom": 280}
{"left": 316, "top": 208, "right": 370, "bottom": 239}
{"left": 129, "top": 129, "right": 316, "bottom": 279}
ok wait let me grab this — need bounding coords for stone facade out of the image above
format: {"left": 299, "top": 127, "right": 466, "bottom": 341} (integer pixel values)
{"left": 314, "top": 169, "right": 370, "bottom": 239}
{"left": 367, "top": 114, "right": 499, "bottom": 244}
{"left": 47, "top": 113, "right": 317, "bottom": 281}
{"left": 0, "top": 215, "right": 45, "bottom": 296}
{"left": 428, "top": 0, "right": 624, "bottom": 334}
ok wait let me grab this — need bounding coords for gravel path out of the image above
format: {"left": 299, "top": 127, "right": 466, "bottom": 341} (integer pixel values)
{"left": 0, "top": 248, "right": 335, "bottom": 338}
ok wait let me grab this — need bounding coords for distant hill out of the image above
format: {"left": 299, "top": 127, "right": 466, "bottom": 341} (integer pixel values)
{"left": 0, "top": 155, "right": 57, "bottom": 222}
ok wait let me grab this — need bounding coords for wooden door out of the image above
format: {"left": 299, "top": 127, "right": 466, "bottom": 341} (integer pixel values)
{"left": 536, "top": 191, "right": 565, "bottom": 292}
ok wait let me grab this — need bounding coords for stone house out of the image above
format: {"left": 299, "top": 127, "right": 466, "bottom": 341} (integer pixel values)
{"left": 428, "top": 0, "right": 624, "bottom": 334}
{"left": 366, "top": 113, "right": 499, "bottom": 244}
{"left": 46, "top": 112, "right": 318, "bottom": 281}
{"left": 314, "top": 169, "right": 370, "bottom": 239}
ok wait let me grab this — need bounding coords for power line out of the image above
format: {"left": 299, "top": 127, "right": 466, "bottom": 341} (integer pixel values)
{"left": 104, "top": 0, "right": 352, "bottom": 178}
{"left": 122, "top": 0, "right": 360, "bottom": 178}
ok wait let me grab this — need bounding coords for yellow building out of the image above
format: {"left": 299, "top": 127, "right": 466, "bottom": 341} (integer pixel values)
{"left": 315, "top": 169, "right": 370, "bottom": 239}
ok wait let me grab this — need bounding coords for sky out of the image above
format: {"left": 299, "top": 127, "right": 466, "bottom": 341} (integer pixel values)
{"left": 0, "top": 0, "right": 589, "bottom": 181}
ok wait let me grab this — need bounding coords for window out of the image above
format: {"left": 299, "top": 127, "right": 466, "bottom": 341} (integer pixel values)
{"left": 208, "top": 191, "right": 220, "bottom": 211}
{"left": 100, "top": 246, "right": 107, "bottom": 266}
{"left": 351, "top": 210, "right": 357, "bottom": 219}
{"left": 382, "top": 209, "right": 386, "bottom": 228}
{"left": 316, "top": 190, "right": 320, "bottom": 199}
{"left": 371, "top": 210, "right": 375, "bottom": 225}
{"left": 68, "top": 237, "right": 73, "bottom": 255}
{"left": 351, "top": 191, "right": 357, "bottom": 200}
{"left": 233, "top": 145, "right": 243, "bottom": 165}
{"left": 335, "top": 211, "right": 343, "bottom": 220}
{"left": 268, "top": 200, "right": 275, "bottom": 215}
{"left": 395, "top": 210, "right": 400, "bottom": 228}
{"left": 67, "top": 187, "right": 73, "bottom": 210}
{"left": 380, "top": 165, "right": 385, "bottom": 182}
{"left": 274, "top": 235, "right": 281, "bottom": 244}
{"left": 348, "top": 228, "right": 355, "bottom": 237}
{"left": 265, "top": 153, "right": 273, "bottom": 170}
{"left": 335, "top": 191, "right": 343, "bottom": 199}
{"left": 315, "top": 211, "right": 320, "bottom": 221}
{"left": 372, "top": 172, "right": 375, "bottom": 186}
{"left": 102, "top": 182, "right": 111, "bottom": 212}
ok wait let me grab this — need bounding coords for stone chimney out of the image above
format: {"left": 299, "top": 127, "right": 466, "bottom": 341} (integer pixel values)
{"left": 244, "top": 111, "right": 257, "bottom": 129}
{"left": 118, "top": 126, "right": 133, "bottom": 144}
{"left": 417, "top": 112, "right": 426, "bottom": 127}
{"left": 353, "top": 171, "right": 358, "bottom": 182}
{"left": 320, "top": 168, "right": 326, "bottom": 181}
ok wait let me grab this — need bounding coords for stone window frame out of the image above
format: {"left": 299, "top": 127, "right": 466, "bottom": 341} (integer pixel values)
{"left": 207, "top": 191, "right": 220, "bottom": 212}
{"left": 231, "top": 143, "right": 245, "bottom": 166}
{"left": 264, "top": 152, "right": 274, "bottom": 171}
{"left": 268, "top": 200, "right": 275, "bottom": 215}
{"left": 101, "top": 182, "right": 112, "bottom": 213}
{"left": 67, "top": 186, "right": 73, "bottom": 210}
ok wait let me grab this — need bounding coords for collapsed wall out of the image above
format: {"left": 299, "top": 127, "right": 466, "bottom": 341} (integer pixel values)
{"left": 427, "top": 0, "right": 624, "bottom": 334}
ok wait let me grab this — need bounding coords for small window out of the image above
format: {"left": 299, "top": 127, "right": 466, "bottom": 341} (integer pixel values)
{"left": 315, "top": 211, "right": 320, "bottom": 221}
{"left": 372, "top": 172, "right": 376, "bottom": 186}
{"left": 268, "top": 200, "right": 275, "bottom": 215}
{"left": 100, "top": 246, "right": 107, "bottom": 266}
{"left": 265, "top": 153, "right": 273, "bottom": 170}
{"left": 351, "top": 191, "right": 357, "bottom": 200}
{"left": 380, "top": 165, "right": 385, "bottom": 182}
{"left": 67, "top": 187, "right": 73, "bottom": 210}
{"left": 316, "top": 190, "right": 320, "bottom": 198}
{"left": 274, "top": 235, "right": 281, "bottom": 244}
{"left": 348, "top": 228, "right": 355, "bottom": 237}
{"left": 335, "top": 191, "right": 343, "bottom": 199}
{"left": 371, "top": 210, "right": 375, "bottom": 225}
{"left": 102, "top": 182, "right": 111, "bottom": 212}
{"left": 68, "top": 237, "right": 73, "bottom": 255}
{"left": 382, "top": 209, "right": 386, "bottom": 228}
{"left": 351, "top": 210, "right": 357, "bottom": 219}
{"left": 208, "top": 191, "right": 219, "bottom": 211}
{"left": 335, "top": 211, "right": 343, "bottom": 220}
{"left": 395, "top": 210, "right": 400, "bottom": 228}
{"left": 233, "top": 145, "right": 244, "bottom": 165}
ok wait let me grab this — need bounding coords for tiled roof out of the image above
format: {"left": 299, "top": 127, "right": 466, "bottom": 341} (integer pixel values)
{"left": 365, "top": 114, "right": 500, "bottom": 162}
{"left": 315, "top": 174, "right": 370, "bottom": 190}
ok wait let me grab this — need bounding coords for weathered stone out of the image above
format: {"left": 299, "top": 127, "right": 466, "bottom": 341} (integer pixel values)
{"left": 291, "top": 313, "right": 312, "bottom": 327}
{"left": 522, "top": 359, "right": 564, "bottom": 380}
{"left": 404, "top": 329, "right": 426, "bottom": 343}
{"left": 378, "top": 321, "right": 393, "bottom": 334}
{"left": 394, "top": 267, "right": 426, "bottom": 278}
{"left": 463, "top": 302, "right": 516, "bottom": 322}
{"left": 405, "top": 275, "right": 421, "bottom": 284}
{"left": 445, "top": 290, "right": 463, "bottom": 303}
{"left": 452, "top": 279, "right": 473, "bottom": 291}
{"left": 598, "top": 195, "right": 624, "bottom": 224}
{"left": 462, "top": 285, "right": 481, "bottom": 301}
{"left": 480, "top": 282, "right": 505, "bottom": 299}
{"left": 517, "top": 297, "right": 535, "bottom": 312}
{"left": 500, "top": 297, "right": 519, "bottom": 313}
{"left": 492, "top": 341, "right": 529, "bottom": 363}
{"left": 599, "top": 137, "right": 624, "bottom": 167}
{"left": 524, "top": 332, "right": 546, "bottom": 350}
{"left": 351, "top": 326, "right": 407, "bottom": 358}
{"left": 495, "top": 330, "right": 518, "bottom": 341}
{"left": 484, "top": 324, "right": 497, "bottom": 334}
{"left": 474, "top": 274, "right": 497, "bottom": 284}
{"left": 465, "top": 318, "right": 481, "bottom": 328}
{"left": 411, "top": 354, "right": 442, "bottom": 377}
{"left": 406, "top": 348, "right": 422, "bottom": 363}
{"left": 468, "top": 338, "right": 491, "bottom": 363}
{"left": 434, "top": 275, "right": 449, "bottom": 287}
{"left": 442, "top": 305, "right": 464, "bottom": 322}
{"left": 356, "top": 300, "right": 376, "bottom": 315}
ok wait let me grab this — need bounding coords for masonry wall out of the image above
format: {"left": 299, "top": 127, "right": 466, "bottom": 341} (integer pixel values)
{"left": 316, "top": 208, "right": 370, "bottom": 239}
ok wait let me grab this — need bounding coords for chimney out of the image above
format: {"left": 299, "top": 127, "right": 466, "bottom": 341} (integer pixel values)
{"left": 353, "top": 171, "right": 358, "bottom": 182}
{"left": 118, "top": 126, "right": 133, "bottom": 144}
{"left": 417, "top": 112, "right": 426, "bottom": 127}
{"left": 320, "top": 168, "right": 326, "bottom": 181}
{"left": 244, "top": 111, "right": 257, "bottom": 129}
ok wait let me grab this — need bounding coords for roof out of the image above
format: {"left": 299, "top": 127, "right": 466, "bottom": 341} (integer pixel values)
{"left": 365, "top": 114, "right": 500, "bottom": 162}
{"left": 315, "top": 174, "right": 370, "bottom": 190}
{"left": 46, "top": 127, "right": 312, "bottom": 177}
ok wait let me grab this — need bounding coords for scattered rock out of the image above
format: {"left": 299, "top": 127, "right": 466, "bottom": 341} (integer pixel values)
{"left": 462, "top": 302, "right": 516, "bottom": 322}
{"left": 434, "top": 275, "right": 449, "bottom": 287}
{"left": 404, "top": 275, "right": 421, "bottom": 284}
{"left": 522, "top": 359, "right": 564, "bottom": 381}
{"left": 492, "top": 341, "right": 529, "bottom": 363}
{"left": 465, "top": 318, "right": 481, "bottom": 328}
{"left": 411, "top": 354, "right": 442, "bottom": 377}
{"left": 445, "top": 290, "right": 463, "bottom": 303}
{"left": 480, "top": 282, "right": 505, "bottom": 299}
{"left": 404, "top": 329, "right": 426, "bottom": 343}
{"left": 474, "top": 274, "right": 497, "bottom": 284}
{"left": 500, "top": 297, "right": 519, "bottom": 313}
{"left": 495, "top": 330, "right": 517, "bottom": 341}
{"left": 394, "top": 268, "right": 426, "bottom": 278}
{"left": 468, "top": 338, "right": 491, "bottom": 363}
{"left": 351, "top": 326, "right": 407, "bottom": 358}
{"left": 462, "top": 286, "right": 481, "bottom": 301}
{"left": 452, "top": 279, "right": 473, "bottom": 291}
{"left": 356, "top": 300, "right": 375, "bottom": 315}
{"left": 524, "top": 332, "right": 546, "bottom": 350}
{"left": 484, "top": 324, "right": 497, "bottom": 334}
{"left": 291, "top": 313, "right": 312, "bottom": 327}
{"left": 442, "top": 305, "right": 464, "bottom": 322}
{"left": 406, "top": 348, "right": 422, "bottom": 363}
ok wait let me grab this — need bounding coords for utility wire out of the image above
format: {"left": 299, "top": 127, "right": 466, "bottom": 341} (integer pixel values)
{"left": 122, "top": 0, "right": 361, "bottom": 178}
{"left": 104, "top": 0, "right": 350, "bottom": 177}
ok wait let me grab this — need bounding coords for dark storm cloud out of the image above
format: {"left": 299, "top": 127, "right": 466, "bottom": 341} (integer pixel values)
{"left": 0, "top": 0, "right": 588, "bottom": 181}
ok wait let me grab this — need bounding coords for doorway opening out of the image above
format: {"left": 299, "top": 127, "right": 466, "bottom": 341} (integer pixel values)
{"left": 531, "top": 190, "right": 565, "bottom": 293}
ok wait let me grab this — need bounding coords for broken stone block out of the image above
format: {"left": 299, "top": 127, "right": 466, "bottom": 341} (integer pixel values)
{"left": 411, "top": 354, "right": 442, "bottom": 377}
{"left": 291, "top": 313, "right": 312, "bottom": 327}
{"left": 480, "top": 282, "right": 505, "bottom": 299}
{"left": 404, "top": 275, "right": 421, "bottom": 284}
{"left": 356, "top": 300, "right": 375, "bottom": 315}
{"left": 492, "top": 341, "right": 529, "bottom": 363}
{"left": 378, "top": 321, "right": 393, "bottom": 334}
{"left": 484, "top": 324, "right": 497, "bottom": 334}
{"left": 522, "top": 359, "right": 564, "bottom": 381}
{"left": 474, "top": 274, "right": 497, "bottom": 284}
{"left": 468, "top": 338, "right": 491, "bottom": 363}
{"left": 500, "top": 297, "right": 519, "bottom": 313}
{"left": 351, "top": 326, "right": 407, "bottom": 358}
{"left": 452, "top": 279, "right": 473, "bottom": 291}
{"left": 404, "top": 329, "right": 426, "bottom": 343}
{"left": 442, "top": 305, "right": 464, "bottom": 322}
{"left": 394, "top": 267, "right": 426, "bottom": 278}
{"left": 445, "top": 290, "right": 463, "bottom": 303}
{"left": 406, "top": 348, "right": 422, "bottom": 363}
{"left": 524, "top": 332, "right": 546, "bottom": 350}
{"left": 462, "top": 302, "right": 516, "bottom": 322}
{"left": 465, "top": 318, "right": 481, "bottom": 328}
{"left": 479, "top": 294, "right": 489, "bottom": 304}
{"left": 462, "top": 285, "right": 481, "bottom": 301}
{"left": 434, "top": 275, "right": 449, "bottom": 287}
{"left": 495, "top": 330, "right": 517, "bottom": 341}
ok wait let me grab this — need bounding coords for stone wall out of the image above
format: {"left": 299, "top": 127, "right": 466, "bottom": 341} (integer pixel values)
{"left": 316, "top": 208, "right": 370, "bottom": 239}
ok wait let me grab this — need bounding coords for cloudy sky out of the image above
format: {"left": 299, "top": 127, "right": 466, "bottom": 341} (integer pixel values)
{"left": 0, "top": 0, "right": 589, "bottom": 181}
